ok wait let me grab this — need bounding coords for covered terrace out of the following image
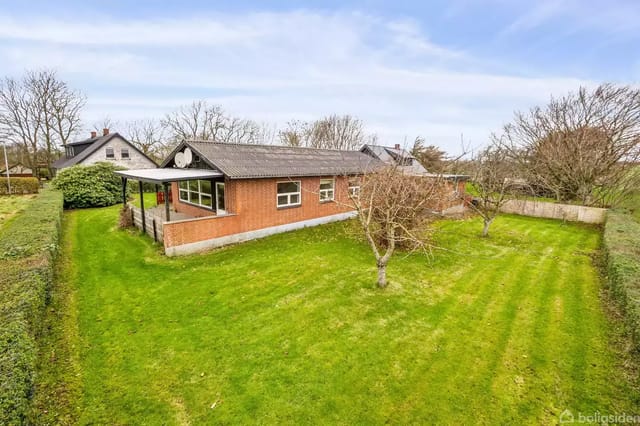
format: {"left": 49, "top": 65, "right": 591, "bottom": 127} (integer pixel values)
{"left": 115, "top": 168, "right": 224, "bottom": 239}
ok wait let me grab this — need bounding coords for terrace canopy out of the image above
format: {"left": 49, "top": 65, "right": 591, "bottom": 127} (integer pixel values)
{"left": 115, "top": 168, "right": 223, "bottom": 223}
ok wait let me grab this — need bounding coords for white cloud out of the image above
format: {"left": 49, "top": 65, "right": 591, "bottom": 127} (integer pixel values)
{"left": 0, "top": 10, "right": 597, "bottom": 153}
{"left": 501, "top": 0, "right": 640, "bottom": 37}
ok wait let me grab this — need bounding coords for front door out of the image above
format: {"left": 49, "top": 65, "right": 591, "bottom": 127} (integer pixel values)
{"left": 215, "top": 182, "right": 226, "bottom": 215}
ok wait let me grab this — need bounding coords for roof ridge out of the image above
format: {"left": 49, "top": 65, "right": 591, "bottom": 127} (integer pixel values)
{"left": 186, "top": 140, "right": 362, "bottom": 153}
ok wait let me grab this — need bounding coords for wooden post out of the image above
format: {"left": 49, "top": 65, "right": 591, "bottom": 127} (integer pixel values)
{"left": 155, "top": 184, "right": 159, "bottom": 206}
{"left": 152, "top": 218, "right": 157, "bottom": 242}
{"left": 139, "top": 181, "right": 146, "bottom": 233}
{"left": 121, "top": 177, "right": 128, "bottom": 205}
{"left": 163, "top": 182, "right": 171, "bottom": 222}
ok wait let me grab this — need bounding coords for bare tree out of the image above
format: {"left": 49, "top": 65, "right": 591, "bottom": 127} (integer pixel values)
{"left": 467, "top": 144, "right": 518, "bottom": 237}
{"left": 278, "top": 120, "right": 308, "bottom": 147}
{"left": 92, "top": 116, "right": 117, "bottom": 134}
{"left": 350, "top": 166, "right": 448, "bottom": 288}
{"left": 0, "top": 76, "right": 41, "bottom": 175}
{"left": 279, "top": 115, "right": 367, "bottom": 150}
{"left": 162, "top": 100, "right": 266, "bottom": 144}
{"left": 123, "top": 119, "right": 168, "bottom": 163}
{"left": 29, "top": 70, "right": 85, "bottom": 175}
{"left": 0, "top": 70, "right": 85, "bottom": 177}
{"left": 308, "top": 115, "right": 365, "bottom": 150}
{"left": 499, "top": 84, "right": 640, "bottom": 207}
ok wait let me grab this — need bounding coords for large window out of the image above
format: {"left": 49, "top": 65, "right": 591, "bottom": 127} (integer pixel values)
{"left": 277, "top": 181, "right": 301, "bottom": 207}
{"left": 105, "top": 147, "right": 114, "bottom": 159}
{"left": 179, "top": 179, "right": 213, "bottom": 209}
{"left": 319, "top": 179, "right": 335, "bottom": 202}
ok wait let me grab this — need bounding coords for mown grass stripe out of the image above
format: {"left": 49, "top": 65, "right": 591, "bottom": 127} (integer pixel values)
{"left": 37, "top": 207, "right": 639, "bottom": 424}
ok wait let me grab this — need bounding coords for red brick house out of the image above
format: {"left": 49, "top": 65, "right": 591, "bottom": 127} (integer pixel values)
{"left": 116, "top": 141, "right": 380, "bottom": 255}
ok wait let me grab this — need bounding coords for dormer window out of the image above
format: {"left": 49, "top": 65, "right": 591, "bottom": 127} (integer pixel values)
{"left": 105, "top": 147, "right": 115, "bottom": 159}
{"left": 121, "top": 148, "right": 130, "bottom": 159}
{"left": 399, "top": 157, "right": 413, "bottom": 166}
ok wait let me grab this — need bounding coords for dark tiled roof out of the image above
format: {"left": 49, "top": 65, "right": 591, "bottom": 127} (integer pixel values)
{"left": 53, "top": 133, "right": 119, "bottom": 169}
{"left": 360, "top": 144, "right": 430, "bottom": 175}
{"left": 166, "top": 141, "right": 382, "bottom": 179}
{"left": 67, "top": 136, "right": 101, "bottom": 146}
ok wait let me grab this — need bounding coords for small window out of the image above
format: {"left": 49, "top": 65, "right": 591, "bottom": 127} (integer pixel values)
{"left": 348, "top": 178, "right": 360, "bottom": 198}
{"left": 319, "top": 179, "right": 335, "bottom": 202}
{"left": 105, "top": 147, "right": 114, "bottom": 159}
{"left": 121, "top": 148, "right": 130, "bottom": 159}
{"left": 277, "top": 181, "right": 301, "bottom": 207}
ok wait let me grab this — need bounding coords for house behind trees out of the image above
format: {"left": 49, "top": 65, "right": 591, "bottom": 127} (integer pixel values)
{"left": 360, "top": 143, "right": 469, "bottom": 213}
{"left": 52, "top": 128, "right": 157, "bottom": 173}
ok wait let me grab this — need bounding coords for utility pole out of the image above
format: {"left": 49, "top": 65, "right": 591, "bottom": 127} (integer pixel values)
{"left": 2, "top": 142, "right": 10, "bottom": 195}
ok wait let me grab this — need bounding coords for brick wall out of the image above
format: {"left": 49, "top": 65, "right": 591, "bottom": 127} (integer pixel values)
{"left": 164, "top": 176, "right": 354, "bottom": 249}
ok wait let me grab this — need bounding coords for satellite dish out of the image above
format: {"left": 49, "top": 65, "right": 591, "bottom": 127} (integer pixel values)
{"left": 174, "top": 152, "right": 186, "bottom": 168}
{"left": 183, "top": 148, "right": 193, "bottom": 165}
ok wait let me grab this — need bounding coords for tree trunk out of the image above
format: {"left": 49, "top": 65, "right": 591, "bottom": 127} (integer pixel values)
{"left": 482, "top": 218, "right": 493, "bottom": 237}
{"left": 377, "top": 262, "right": 387, "bottom": 288}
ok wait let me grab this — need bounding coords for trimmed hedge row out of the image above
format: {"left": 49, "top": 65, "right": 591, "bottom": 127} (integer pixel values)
{"left": 0, "top": 189, "right": 63, "bottom": 424}
{"left": 0, "top": 177, "right": 39, "bottom": 195}
{"left": 603, "top": 211, "right": 640, "bottom": 352}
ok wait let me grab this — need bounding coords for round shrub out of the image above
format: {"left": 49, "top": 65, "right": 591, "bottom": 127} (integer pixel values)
{"left": 52, "top": 162, "right": 127, "bottom": 209}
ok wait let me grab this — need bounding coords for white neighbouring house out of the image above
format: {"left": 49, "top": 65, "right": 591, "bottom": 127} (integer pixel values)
{"left": 52, "top": 128, "right": 156, "bottom": 172}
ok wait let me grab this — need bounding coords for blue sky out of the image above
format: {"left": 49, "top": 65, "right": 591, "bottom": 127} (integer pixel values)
{"left": 1, "top": 0, "right": 638, "bottom": 152}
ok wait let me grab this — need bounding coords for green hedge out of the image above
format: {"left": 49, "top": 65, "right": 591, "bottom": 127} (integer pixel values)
{"left": 0, "top": 178, "right": 39, "bottom": 195}
{"left": 0, "top": 189, "right": 63, "bottom": 424}
{"left": 603, "top": 211, "right": 640, "bottom": 352}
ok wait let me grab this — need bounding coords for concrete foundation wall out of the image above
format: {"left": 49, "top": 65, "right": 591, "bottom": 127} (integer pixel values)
{"left": 500, "top": 200, "right": 607, "bottom": 224}
{"left": 165, "top": 211, "right": 356, "bottom": 256}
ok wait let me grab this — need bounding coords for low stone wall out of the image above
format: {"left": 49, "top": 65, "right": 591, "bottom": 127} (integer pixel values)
{"left": 131, "top": 206, "right": 164, "bottom": 242}
{"left": 499, "top": 199, "right": 607, "bottom": 224}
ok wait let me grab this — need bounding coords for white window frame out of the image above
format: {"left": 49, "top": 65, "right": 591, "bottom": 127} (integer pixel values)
{"left": 178, "top": 179, "right": 214, "bottom": 209}
{"left": 319, "top": 178, "right": 335, "bottom": 202}
{"left": 215, "top": 182, "right": 226, "bottom": 214}
{"left": 105, "top": 147, "right": 115, "bottom": 159}
{"left": 277, "top": 181, "right": 301, "bottom": 208}
{"left": 348, "top": 177, "right": 361, "bottom": 199}
{"left": 121, "top": 148, "right": 130, "bottom": 159}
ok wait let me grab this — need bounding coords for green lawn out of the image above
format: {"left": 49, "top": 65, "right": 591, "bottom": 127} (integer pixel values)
{"left": 0, "top": 194, "right": 37, "bottom": 232}
{"left": 37, "top": 206, "right": 639, "bottom": 424}
{"left": 129, "top": 191, "right": 159, "bottom": 208}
